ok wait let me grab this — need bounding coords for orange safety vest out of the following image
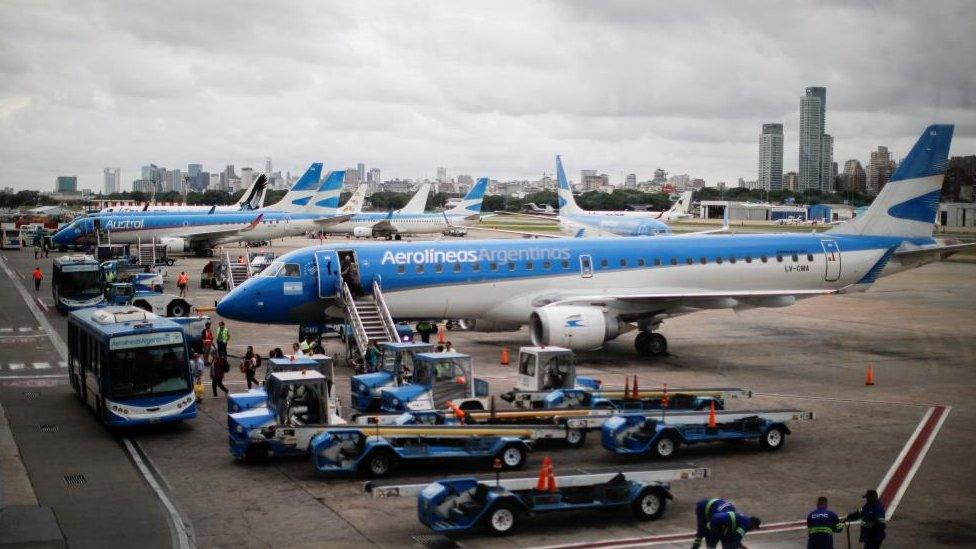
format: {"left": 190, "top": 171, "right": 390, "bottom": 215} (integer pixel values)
{"left": 32, "top": 269, "right": 42, "bottom": 281}
{"left": 177, "top": 273, "right": 188, "bottom": 285}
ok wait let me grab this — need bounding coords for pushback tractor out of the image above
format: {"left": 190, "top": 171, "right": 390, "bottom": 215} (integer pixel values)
{"left": 380, "top": 351, "right": 489, "bottom": 413}
{"left": 350, "top": 341, "right": 433, "bottom": 412}
{"left": 365, "top": 460, "right": 709, "bottom": 536}
{"left": 227, "top": 355, "right": 334, "bottom": 413}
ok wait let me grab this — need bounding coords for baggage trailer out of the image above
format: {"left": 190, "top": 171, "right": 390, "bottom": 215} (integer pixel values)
{"left": 602, "top": 409, "right": 814, "bottom": 459}
{"left": 380, "top": 352, "right": 490, "bottom": 414}
{"left": 227, "top": 355, "right": 335, "bottom": 413}
{"left": 228, "top": 370, "right": 345, "bottom": 461}
{"left": 364, "top": 462, "right": 709, "bottom": 536}
{"left": 350, "top": 342, "right": 433, "bottom": 412}
{"left": 311, "top": 424, "right": 554, "bottom": 477}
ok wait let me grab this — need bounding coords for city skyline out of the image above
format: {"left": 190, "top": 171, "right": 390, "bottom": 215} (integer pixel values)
{"left": 1, "top": 2, "right": 974, "bottom": 192}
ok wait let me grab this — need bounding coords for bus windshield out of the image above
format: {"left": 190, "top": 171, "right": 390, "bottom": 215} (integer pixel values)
{"left": 59, "top": 269, "right": 102, "bottom": 299}
{"left": 107, "top": 343, "right": 190, "bottom": 398}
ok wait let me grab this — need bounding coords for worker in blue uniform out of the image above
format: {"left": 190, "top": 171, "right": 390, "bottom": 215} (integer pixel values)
{"left": 847, "top": 489, "right": 886, "bottom": 548}
{"left": 692, "top": 498, "right": 735, "bottom": 549}
{"left": 807, "top": 496, "right": 845, "bottom": 548}
{"left": 707, "top": 511, "right": 761, "bottom": 549}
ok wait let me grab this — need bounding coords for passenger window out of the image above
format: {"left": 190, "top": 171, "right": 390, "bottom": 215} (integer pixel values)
{"left": 791, "top": 254, "right": 799, "bottom": 262}
{"left": 561, "top": 260, "right": 570, "bottom": 269}
{"left": 397, "top": 265, "right": 405, "bottom": 274}
{"left": 700, "top": 257, "right": 707, "bottom": 265}
{"left": 281, "top": 263, "right": 301, "bottom": 277}
{"left": 637, "top": 258, "right": 646, "bottom": 267}
{"left": 453, "top": 262, "right": 461, "bottom": 273}
{"left": 776, "top": 255, "right": 783, "bottom": 262}
{"left": 745, "top": 256, "right": 752, "bottom": 263}
{"left": 685, "top": 258, "right": 693, "bottom": 265}
{"left": 525, "top": 261, "right": 533, "bottom": 270}
{"left": 472, "top": 263, "right": 481, "bottom": 272}
{"left": 619, "top": 259, "right": 627, "bottom": 267}
{"left": 434, "top": 264, "right": 443, "bottom": 273}
{"left": 507, "top": 262, "right": 516, "bottom": 271}
{"left": 489, "top": 262, "right": 497, "bottom": 271}
{"left": 600, "top": 259, "right": 608, "bottom": 268}
{"left": 415, "top": 264, "right": 425, "bottom": 273}
{"left": 729, "top": 256, "right": 736, "bottom": 264}
{"left": 716, "top": 257, "right": 723, "bottom": 264}
{"left": 543, "top": 260, "right": 551, "bottom": 270}
{"left": 761, "top": 255, "right": 768, "bottom": 263}
{"left": 670, "top": 258, "right": 678, "bottom": 266}
{"left": 653, "top": 258, "right": 661, "bottom": 266}
{"left": 807, "top": 254, "right": 814, "bottom": 262}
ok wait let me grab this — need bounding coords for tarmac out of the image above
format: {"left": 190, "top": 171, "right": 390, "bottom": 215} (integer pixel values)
{"left": 1, "top": 233, "right": 974, "bottom": 548}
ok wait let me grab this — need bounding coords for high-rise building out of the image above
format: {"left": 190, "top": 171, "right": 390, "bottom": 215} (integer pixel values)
{"left": 652, "top": 169, "right": 667, "bottom": 184}
{"left": 866, "top": 146, "right": 896, "bottom": 195}
{"left": 624, "top": 173, "right": 637, "bottom": 188}
{"left": 758, "top": 123, "right": 784, "bottom": 190}
{"left": 784, "top": 171, "right": 799, "bottom": 191}
{"left": 163, "top": 169, "right": 182, "bottom": 193}
{"left": 799, "top": 86, "right": 829, "bottom": 191}
{"left": 132, "top": 179, "right": 155, "bottom": 193}
{"left": 56, "top": 176, "right": 78, "bottom": 193}
{"left": 436, "top": 167, "right": 447, "bottom": 184}
{"left": 241, "top": 168, "right": 254, "bottom": 191}
{"left": 343, "top": 168, "right": 359, "bottom": 190}
{"left": 840, "top": 160, "right": 866, "bottom": 193}
{"left": 580, "top": 170, "right": 608, "bottom": 191}
{"left": 188, "top": 164, "right": 202, "bottom": 177}
{"left": 820, "top": 134, "right": 834, "bottom": 190}
{"left": 265, "top": 157, "right": 272, "bottom": 176}
{"left": 456, "top": 174, "right": 474, "bottom": 194}
{"left": 103, "top": 168, "right": 121, "bottom": 195}
{"left": 357, "top": 163, "right": 366, "bottom": 184}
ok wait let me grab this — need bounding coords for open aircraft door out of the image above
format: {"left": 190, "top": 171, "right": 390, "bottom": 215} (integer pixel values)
{"left": 820, "top": 239, "right": 841, "bottom": 282}
{"left": 314, "top": 249, "right": 341, "bottom": 298}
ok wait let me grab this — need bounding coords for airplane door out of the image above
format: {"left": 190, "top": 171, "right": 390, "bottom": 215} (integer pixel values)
{"left": 314, "top": 249, "right": 341, "bottom": 298}
{"left": 579, "top": 254, "right": 593, "bottom": 278}
{"left": 820, "top": 239, "right": 841, "bottom": 282}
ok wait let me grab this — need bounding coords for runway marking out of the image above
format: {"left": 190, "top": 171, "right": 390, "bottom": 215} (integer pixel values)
{"left": 8, "top": 363, "right": 24, "bottom": 371}
{"left": 32, "top": 362, "right": 50, "bottom": 370}
{"left": 0, "top": 328, "right": 11, "bottom": 333}
{"left": 0, "top": 251, "right": 192, "bottom": 549}
{"left": 58, "top": 361, "right": 67, "bottom": 368}
{"left": 36, "top": 297, "right": 48, "bottom": 312}
{"left": 531, "top": 404, "right": 950, "bottom": 549}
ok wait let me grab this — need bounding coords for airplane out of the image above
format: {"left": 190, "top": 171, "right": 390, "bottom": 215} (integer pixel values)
{"left": 52, "top": 168, "right": 353, "bottom": 256}
{"left": 551, "top": 156, "right": 672, "bottom": 237}
{"left": 216, "top": 125, "right": 974, "bottom": 358}
{"left": 522, "top": 202, "right": 558, "bottom": 216}
{"left": 98, "top": 173, "right": 268, "bottom": 213}
{"left": 318, "top": 178, "right": 487, "bottom": 240}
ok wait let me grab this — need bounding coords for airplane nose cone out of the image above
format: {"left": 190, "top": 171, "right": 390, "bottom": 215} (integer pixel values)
{"left": 216, "top": 288, "right": 247, "bottom": 321}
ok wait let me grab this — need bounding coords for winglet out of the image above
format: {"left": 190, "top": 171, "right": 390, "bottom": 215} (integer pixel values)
{"left": 208, "top": 205, "right": 216, "bottom": 215}
{"left": 244, "top": 213, "right": 263, "bottom": 230}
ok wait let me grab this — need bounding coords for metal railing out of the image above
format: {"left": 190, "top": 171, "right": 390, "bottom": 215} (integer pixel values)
{"left": 372, "top": 279, "right": 399, "bottom": 343}
{"left": 341, "top": 280, "right": 370, "bottom": 357}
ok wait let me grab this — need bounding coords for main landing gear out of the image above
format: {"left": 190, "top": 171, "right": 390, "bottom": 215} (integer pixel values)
{"left": 634, "top": 331, "right": 668, "bottom": 357}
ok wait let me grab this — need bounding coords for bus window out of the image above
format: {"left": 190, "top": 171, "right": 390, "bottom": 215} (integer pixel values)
{"left": 107, "top": 339, "right": 191, "bottom": 398}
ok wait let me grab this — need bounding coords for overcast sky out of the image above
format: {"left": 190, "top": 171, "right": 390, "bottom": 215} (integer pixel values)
{"left": 1, "top": 0, "right": 974, "bottom": 192}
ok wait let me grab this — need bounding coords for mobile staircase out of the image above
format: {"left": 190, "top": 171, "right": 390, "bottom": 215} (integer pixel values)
{"left": 224, "top": 251, "right": 253, "bottom": 290}
{"left": 341, "top": 280, "right": 399, "bottom": 365}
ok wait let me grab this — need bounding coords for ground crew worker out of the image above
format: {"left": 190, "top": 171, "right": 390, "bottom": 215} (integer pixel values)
{"left": 216, "top": 321, "right": 230, "bottom": 361}
{"left": 33, "top": 241, "right": 41, "bottom": 259}
{"left": 693, "top": 498, "right": 736, "bottom": 549}
{"left": 707, "top": 511, "right": 760, "bottom": 549}
{"left": 415, "top": 320, "right": 434, "bottom": 343}
{"left": 32, "top": 266, "right": 43, "bottom": 291}
{"left": 807, "top": 496, "right": 844, "bottom": 548}
{"left": 365, "top": 340, "right": 381, "bottom": 372}
{"left": 177, "top": 271, "right": 189, "bottom": 297}
{"left": 201, "top": 322, "right": 214, "bottom": 362}
{"left": 847, "top": 489, "right": 886, "bottom": 548}
{"left": 299, "top": 337, "right": 311, "bottom": 354}
{"left": 104, "top": 269, "right": 115, "bottom": 284}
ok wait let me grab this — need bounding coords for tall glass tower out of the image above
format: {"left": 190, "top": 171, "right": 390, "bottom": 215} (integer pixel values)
{"left": 758, "top": 123, "right": 784, "bottom": 191}
{"left": 799, "top": 86, "right": 827, "bottom": 191}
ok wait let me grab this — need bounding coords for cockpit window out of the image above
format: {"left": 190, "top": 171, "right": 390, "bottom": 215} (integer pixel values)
{"left": 280, "top": 263, "right": 301, "bottom": 277}
{"left": 260, "top": 261, "right": 284, "bottom": 277}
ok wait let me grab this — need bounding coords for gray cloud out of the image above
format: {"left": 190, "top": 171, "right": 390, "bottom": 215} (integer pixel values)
{"left": 1, "top": 0, "right": 974, "bottom": 191}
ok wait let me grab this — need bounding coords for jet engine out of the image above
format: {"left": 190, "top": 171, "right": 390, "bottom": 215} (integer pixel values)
{"left": 159, "top": 237, "right": 191, "bottom": 254}
{"left": 353, "top": 227, "right": 374, "bottom": 238}
{"left": 529, "top": 306, "right": 627, "bottom": 350}
{"left": 456, "top": 319, "right": 521, "bottom": 332}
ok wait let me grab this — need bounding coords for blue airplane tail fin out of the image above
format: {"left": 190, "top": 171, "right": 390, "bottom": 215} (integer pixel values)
{"left": 273, "top": 163, "right": 323, "bottom": 211}
{"left": 306, "top": 170, "right": 345, "bottom": 212}
{"left": 829, "top": 125, "right": 953, "bottom": 238}
{"left": 449, "top": 178, "right": 488, "bottom": 214}
{"left": 555, "top": 155, "right": 580, "bottom": 214}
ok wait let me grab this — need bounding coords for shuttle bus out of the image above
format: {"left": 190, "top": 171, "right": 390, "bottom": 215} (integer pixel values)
{"left": 67, "top": 306, "right": 197, "bottom": 426}
{"left": 52, "top": 254, "right": 104, "bottom": 313}
{"left": 1, "top": 225, "right": 21, "bottom": 250}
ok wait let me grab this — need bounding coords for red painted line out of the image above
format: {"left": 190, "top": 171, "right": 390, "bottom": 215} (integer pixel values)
{"left": 879, "top": 405, "right": 946, "bottom": 508}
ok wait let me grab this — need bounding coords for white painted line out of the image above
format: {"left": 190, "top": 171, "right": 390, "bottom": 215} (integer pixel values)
{"left": 57, "top": 361, "right": 67, "bottom": 368}
{"left": 35, "top": 298, "right": 48, "bottom": 312}
{"left": 18, "top": 327, "right": 31, "bottom": 332}
{"left": 0, "top": 328, "right": 11, "bottom": 333}
{"left": 0, "top": 257, "right": 67, "bottom": 359}
{"left": 122, "top": 438, "right": 191, "bottom": 549}
{"left": 0, "top": 374, "right": 68, "bottom": 381}
{"left": 880, "top": 406, "right": 951, "bottom": 518}
{"left": 8, "top": 363, "right": 25, "bottom": 370}
{"left": 32, "top": 362, "right": 50, "bottom": 370}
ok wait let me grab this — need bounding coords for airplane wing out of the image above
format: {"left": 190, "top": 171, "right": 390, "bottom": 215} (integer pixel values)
{"left": 892, "top": 240, "right": 976, "bottom": 261}
{"left": 313, "top": 214, "right": 354, "bottom": 227}
{"left": 169, "top": 214, "right": 265, "bottom": 243}
{"left": 467, "top": 226, "right": 563, "bottom": 239}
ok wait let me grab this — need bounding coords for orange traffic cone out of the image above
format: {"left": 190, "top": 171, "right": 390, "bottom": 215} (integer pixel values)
{"left": 632, "top": 376, "right": 639, "bottom": 400}
{"left": 708, "top": 401, "right": 717, "bottom": 428}
{"left": 437, "top": 325, "right": 446, "bottom": 344}
{"left": 623, "top": 376, "right": 630, "bottom": 399}
{"left": 546, "top": 462, "right": 558, "bottom": 493}
{"left": 500, "top": 347, "right": 510, "bottom": 366}
{"left": 536, "top": 456, "right": 552, "bottom": 490}
{"left": 661, "top": 383, "right": 669, "bottom": 408}
{"left": 865, "top": 365, "right": 875, "bottom": 386}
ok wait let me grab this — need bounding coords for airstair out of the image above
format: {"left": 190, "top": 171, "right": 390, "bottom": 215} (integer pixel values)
{"left": 341, "top": 280, "right": 400, "bottom": 362}
{"left": 224, "top": 251, "right": 253, "bottom": 290}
